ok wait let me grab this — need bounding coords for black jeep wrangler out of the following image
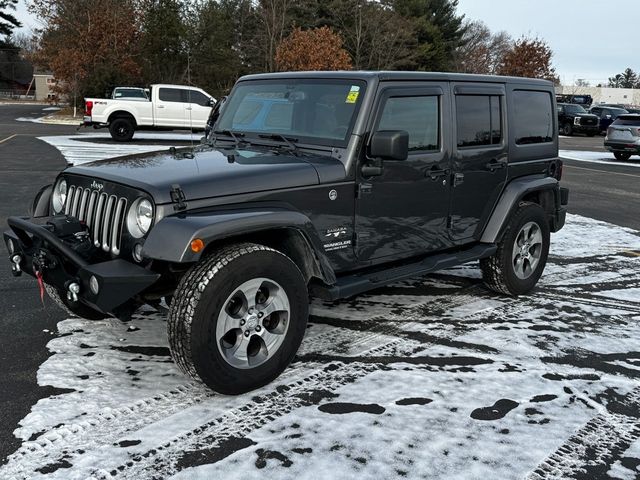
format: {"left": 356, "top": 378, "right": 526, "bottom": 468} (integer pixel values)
{"left": 4, "top": 72, "right": 568, "bottom": 394}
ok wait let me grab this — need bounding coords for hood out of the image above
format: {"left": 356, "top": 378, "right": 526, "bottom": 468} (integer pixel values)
{"left": 64, "top": 145, "right": 346, "bottom": 204}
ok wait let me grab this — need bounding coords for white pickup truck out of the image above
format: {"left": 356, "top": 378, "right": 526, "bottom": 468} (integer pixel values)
{"left": 84, "top": 84, "right": 215, "bottom": 141}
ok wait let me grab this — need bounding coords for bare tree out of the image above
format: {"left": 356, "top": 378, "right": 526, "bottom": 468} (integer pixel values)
{"left": 454, "top": 20, "right": 511, "bottom": 75}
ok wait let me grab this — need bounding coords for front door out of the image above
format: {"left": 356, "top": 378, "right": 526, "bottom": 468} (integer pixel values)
{"left": 449, "top": 84, "right": 508, "bottom": 243}
{"left": 355, "top": 84, "right": 453, "bottom": 262}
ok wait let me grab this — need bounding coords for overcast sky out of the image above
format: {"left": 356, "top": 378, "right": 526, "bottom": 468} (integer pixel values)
{"left": 456, "top": 0, "right": 637, "bottom": 86}
{"left": 11, "top": 0, "right": 636, "bottom": 86}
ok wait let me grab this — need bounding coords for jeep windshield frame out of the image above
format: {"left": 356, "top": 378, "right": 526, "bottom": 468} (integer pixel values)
{"left": 213, "top": 78, "right": 367, "bottom": 149}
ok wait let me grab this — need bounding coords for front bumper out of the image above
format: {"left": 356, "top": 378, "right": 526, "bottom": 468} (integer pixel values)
{"left": 4, "top": 216, "right": 160, "bottom": 315}
{"left": 574, "top": 124, "right": 599, "bottom": 134}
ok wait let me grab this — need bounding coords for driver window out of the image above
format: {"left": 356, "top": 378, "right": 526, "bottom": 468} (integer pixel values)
{"left": 377, "top": 96, "right": 440, "bottom": 152}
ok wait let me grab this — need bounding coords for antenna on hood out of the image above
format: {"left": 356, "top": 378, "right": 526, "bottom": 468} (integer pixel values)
{"left": 186, "top": 49, "right": 195, "bottom": 157}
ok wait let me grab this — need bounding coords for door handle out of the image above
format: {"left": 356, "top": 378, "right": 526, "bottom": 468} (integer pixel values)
{"left": 185, "top": 107, "right": 193, "bottom": 110}
{"left": 486, "top": 158, "right": 507, "bottom": 171}
{"left": 157, "top": 105, "right": 165, "bottom": 109}
{"left": 427, "top": 166, "right": 449, "bottom": 181}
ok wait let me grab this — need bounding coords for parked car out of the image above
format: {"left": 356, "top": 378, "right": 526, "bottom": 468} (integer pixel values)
{"left": 589, "top": 105, "right": 629, "bottom": 133}
{"left": 557, "top": 103, "right": 599, "bottom": 136}
{"left": 111, "top": 87, "right": 149, "bottom": 101}
{"left": 604, "top": 114, "right": 640, "bottom": 160}
{"left": 5, "top": 71, "right": 568, "bottom": 394}
{"left": 84, "top": 84, "right": 216, "bottom": 141}
{"left": 556, "top": 94, "right": 593, "bottom": 109}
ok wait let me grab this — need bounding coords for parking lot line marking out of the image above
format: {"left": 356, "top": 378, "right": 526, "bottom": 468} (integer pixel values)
{"left": 564, "top": 164, "right": 640, "bottom": 179}
{"left": 0, "top": 133, "right": 17, "bottom": 144}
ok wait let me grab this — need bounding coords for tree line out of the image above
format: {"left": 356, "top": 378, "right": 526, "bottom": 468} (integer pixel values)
{"left": 18, "top": 0, "right": 558, "bottom": 100}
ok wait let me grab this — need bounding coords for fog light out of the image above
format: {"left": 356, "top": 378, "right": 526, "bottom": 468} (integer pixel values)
{"left": 7, "top": 238, "right": 15, "bottom": 254}
{"left": 89, "top": 275, "right": 100, "bottom": 295}
{"left": 133, "top": 243, "right": 144, "bottom": 262}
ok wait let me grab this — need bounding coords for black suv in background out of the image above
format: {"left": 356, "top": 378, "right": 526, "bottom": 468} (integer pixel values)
{"left": 605, "top": 114, "right": 640, "bottom": 160}
{"left": 557, "top": 103, "right": 599, "bottom": 136}
{"left": 5, "top": 72, "right": 568, "bottom": 394}
{"left": 589, "top": 105, "right": 629, "bottom": 133}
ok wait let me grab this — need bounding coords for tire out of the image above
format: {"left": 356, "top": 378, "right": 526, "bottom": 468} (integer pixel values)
{"left": 168, "top": 243, "right": 309, "bottom": 395}
{"left": 44, "top": 283, "right": 107, "bottom": 320}
{"left": 109, "top": 117, "right": 135, "bottom": 141}
{"left": 614, "top": 152, "right": 632, "bottom": 161}
{"left": 481, "top": 202, "right": 550, "bottom": 296}
{"left": 561, "top": 123, "right": 573, "bottom": 136}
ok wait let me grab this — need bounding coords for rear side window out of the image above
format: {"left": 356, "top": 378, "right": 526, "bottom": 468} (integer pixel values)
{"left": 456, "top": 95, "right": 502, "bottom": 148}
{"left": 377, "top": 96, "right": 440, "bottom": 151}
{"left": 159, "top": 88, "right": 184, "bottom": 103}
{"left": 513, "top": 90, "right": 554, "bottom": 145}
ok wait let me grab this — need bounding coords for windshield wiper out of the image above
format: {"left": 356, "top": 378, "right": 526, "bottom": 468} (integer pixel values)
{"left": 258, "top": 133, "right": 300, "bottom": 155}
{"left": 212, "top": 129, "right": 246, "bottom": 148}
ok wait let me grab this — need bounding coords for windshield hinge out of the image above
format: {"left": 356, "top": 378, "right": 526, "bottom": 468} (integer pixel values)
{"left": 170, "top": 184, "right": 187, "bottom": 211}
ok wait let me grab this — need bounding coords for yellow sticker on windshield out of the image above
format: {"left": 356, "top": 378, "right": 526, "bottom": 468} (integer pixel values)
{"left": 346, "top": 86, "right": 360, "bottom": 104}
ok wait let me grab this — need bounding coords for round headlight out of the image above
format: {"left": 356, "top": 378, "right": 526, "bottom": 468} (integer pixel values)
{"left": 127, "top": 198, "right": 154, "bottom": 238}
{"left": 51, "top": 178, "right": 67, "bottom": 214}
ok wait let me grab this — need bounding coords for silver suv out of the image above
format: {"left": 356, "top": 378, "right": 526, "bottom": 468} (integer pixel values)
{"left": 605, "top": 114, "right": 640, "bottom": 161}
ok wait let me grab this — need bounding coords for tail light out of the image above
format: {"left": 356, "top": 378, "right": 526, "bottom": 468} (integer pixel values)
{"left": 635, "top": 128, "right": 640, "bottom": 136}
{"left": 548, "top": 159, "right": 563, "bottom": 181}
{"left": 556, "top": 161, "right": 563, "bottom": 181}
{"left": 606, "top": 127, "right": 613, "bottom": 137}
{"left": 85, "top": 100, "right": 93, "bottom": 116}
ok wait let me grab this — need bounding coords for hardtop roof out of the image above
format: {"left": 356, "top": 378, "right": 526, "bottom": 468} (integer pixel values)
{"left": 238, "top": 70, "right": 554, "bottom": 87}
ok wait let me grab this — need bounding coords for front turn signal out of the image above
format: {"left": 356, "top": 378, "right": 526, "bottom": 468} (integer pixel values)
{"left": 191, "top": 238, "right": 205, "bottom": 253}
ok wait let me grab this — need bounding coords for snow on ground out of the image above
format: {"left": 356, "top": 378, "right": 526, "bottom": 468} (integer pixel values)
{"left": 38, "top": 132, "right": 199, "bottom": 165}
{"left": 560, "top": 149, "right": 640, "bottom": 168}
{"left": 1, "top": 214, "right": 640, "bottom": 480}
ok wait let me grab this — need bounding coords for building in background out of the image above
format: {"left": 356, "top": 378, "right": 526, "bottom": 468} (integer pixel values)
{"left": 32, "top": 73, "right": 58, "bottom": 101}
{"left": 556, "top": 85, "right": 640, "bottom": 107}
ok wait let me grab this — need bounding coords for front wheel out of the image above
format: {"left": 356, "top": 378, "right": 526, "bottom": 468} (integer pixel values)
{"left": 481, "top": 202, "right": 550, "bottom": 296}
{"left": 561, "top": 123, "right": 573, "bottom": 136}
{"left": 614, "top": 152, "right": 632, "bottom": 161}
{"left": 168, "top": 243, "right": 309, "bottom": 394}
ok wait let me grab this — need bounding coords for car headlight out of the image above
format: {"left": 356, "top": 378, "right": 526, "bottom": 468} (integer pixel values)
{"left": 127, "top": 198, "right": 154, "bottom": 238}
{"left": 51, "top": 178, "right": 67, "bottom": 214}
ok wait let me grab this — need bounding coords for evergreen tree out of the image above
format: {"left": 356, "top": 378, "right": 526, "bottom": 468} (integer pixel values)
{"left": 0, "top": 0, "right": 21, "bottom": 47}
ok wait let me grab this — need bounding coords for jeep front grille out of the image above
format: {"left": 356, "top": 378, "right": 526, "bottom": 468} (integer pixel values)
{"left": 64, "top": 186, "right": 127, "bottom": 255}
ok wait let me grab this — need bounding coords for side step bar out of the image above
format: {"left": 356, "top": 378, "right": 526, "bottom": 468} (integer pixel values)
{"left": 312, "top": 243, "right": 497, "bottom": 301}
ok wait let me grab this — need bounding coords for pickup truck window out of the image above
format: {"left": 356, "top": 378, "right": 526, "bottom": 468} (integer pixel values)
{"left": 513, "top": 90, "right": 553, "bottom": 145}
{"left": 186, "top": 90, "right": 210, "bottom": 106}
{"left": 456, "top": 95, "right": 502, "bottom": 148}
{"left": 217, "top": 79, "right": 366, "bottom": 146}
{"left": 159, "top": 88, "right": 184, "bottom": 103}
{"left": 377, "top": 96, "right": 439, "bottom": 151}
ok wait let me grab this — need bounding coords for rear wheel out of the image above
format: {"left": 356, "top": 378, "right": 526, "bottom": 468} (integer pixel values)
{"left": 168, "top": 243, "right": 308, "bottom": 394}
{"left": 481, "top": 202, "right": 550, "bottom": 296}
{"left": 44, "top": 283, "right": 107, "bottom": 320}
{"left": 109, "top": 117, "right": 135, "bottom": 141}
{"left": 614, "top": 152, "right": 632, "bottom": 161}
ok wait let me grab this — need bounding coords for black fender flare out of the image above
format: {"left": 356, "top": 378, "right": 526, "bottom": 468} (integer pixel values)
{"left": 29, "top": 184, "right": 53, "bottom": 217}
{"left": 143, "top": 208, "right": 336, "bottom": 284}
{"left": 480, "top": 175, "right": 562, "bottom": 243}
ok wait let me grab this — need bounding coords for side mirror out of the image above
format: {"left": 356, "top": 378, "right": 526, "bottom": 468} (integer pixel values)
{"left": 207, "top": 98, "right": 216, "bottom": 107}
{"left": 370, "top": 130, "right": 409, "bottom": 161}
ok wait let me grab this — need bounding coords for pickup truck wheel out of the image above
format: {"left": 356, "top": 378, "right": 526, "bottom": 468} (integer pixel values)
{"left": 480, "top": 202, "right": 550, "bottom": 296}
{"left": 561, "top": 123, "right": 573, "bottom": 136}
{"left": 109, "top": 118, "right": 135, "bottom": 141}
{"left": 168, "top": 243, "right": 308, "bottom": 394}
{"left": 614, "top": 152, "right": 632, "bottom": 161}
{"left": 44, "top": 283, "right": 107, "bottom": 320}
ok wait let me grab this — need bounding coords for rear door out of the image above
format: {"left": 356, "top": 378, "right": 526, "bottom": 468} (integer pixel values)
{"left": 355, "top": 83, "right": 454, "bottom": 262}
{"left": 154, "top": 87, "right": 186, "bottom": 127}
{"left": 449, "top": 83, "right": 508, "bottom": 243}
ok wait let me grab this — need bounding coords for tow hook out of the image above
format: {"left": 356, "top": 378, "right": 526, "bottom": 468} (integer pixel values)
{"left": 67, "top": 282, "right": 80, "bottom": 303}
{"left": 11, "top": 254, "right": 22, "bottom": 276}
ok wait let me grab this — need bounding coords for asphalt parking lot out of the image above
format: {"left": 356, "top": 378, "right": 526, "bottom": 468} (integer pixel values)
{"left": 0, "top": 105, "right": 639, "bottom": 478}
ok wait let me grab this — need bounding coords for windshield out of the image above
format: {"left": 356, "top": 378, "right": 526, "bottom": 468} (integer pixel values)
{"left": 561, "top": 104, "right": 587, "bottom": 114}
{"left": 215, "top": 79, "right": 367, "bottom": 147}
{"left": 610, "top": 108, "right": 629, "bottom": 118}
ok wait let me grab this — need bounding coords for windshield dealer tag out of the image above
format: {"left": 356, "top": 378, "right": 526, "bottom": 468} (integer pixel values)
{"left": 345, "top": 86, "right": 360, "bottom": 104}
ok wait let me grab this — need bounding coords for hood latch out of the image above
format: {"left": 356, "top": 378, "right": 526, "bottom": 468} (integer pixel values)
{"left": 170, "top": 184, "right": 187, "bottom": 211}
